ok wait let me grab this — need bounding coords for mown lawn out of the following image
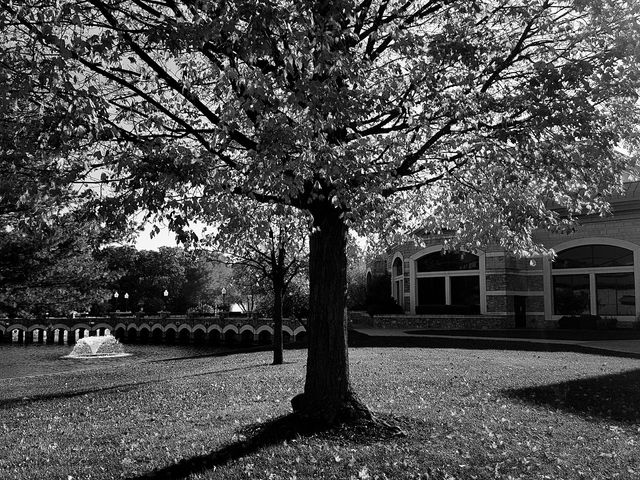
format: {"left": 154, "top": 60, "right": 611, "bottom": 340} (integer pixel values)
{"left": 1, "top": 347, "right": 640, "bottom": 479}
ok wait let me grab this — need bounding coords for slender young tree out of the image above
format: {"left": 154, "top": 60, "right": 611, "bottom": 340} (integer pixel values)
{"left": 206, "top": 204, "right": 308, "bottom": 365}
{"left": 3, "top": 0, "right": 639, "bottom": 425}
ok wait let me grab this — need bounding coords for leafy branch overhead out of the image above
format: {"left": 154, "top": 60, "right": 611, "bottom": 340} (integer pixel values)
{"left": 3, "top": 0, "right": 638, "bottom": 252}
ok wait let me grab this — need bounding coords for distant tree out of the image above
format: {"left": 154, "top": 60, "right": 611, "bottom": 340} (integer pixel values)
{"left": 5, "top": 0, "right": 640, "bottom": 427}
{"left": 0, "top": 215, "right": 116, "bottom": 317}
{"left": 207, "top": 204, "right": 308, "bottom": 365}
{"left": 254, "top": 278, "right": 310, "bottom": 320}
{"left": 346, "top": 240, "right": 370, "bottom": 311}
{"left": 228, "top": 264, "right": 266, "bottom": 314}
{"left": 97, "top": 246, "right": 230, "bottom": 314}
{"left": 182, "top": 251, "right": 231, "bottom": 311}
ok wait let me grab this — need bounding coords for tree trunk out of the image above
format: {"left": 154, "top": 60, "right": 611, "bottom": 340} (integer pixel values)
{"left": 291, "top": 204, "right": 371, "bottom": 425}
{"left": 272, "top": 276, "right": 284, "bottom": 365}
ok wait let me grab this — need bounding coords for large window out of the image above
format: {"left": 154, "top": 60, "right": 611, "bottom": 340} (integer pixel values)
{"left": 553, "top": 274, "right": 590, "bottom": 315}
{"left": 417, "top": 277, "right": 445, "bottom": 305}
{"left": 596, "top": 273, "right": 635, "bottom": 316}
{"left": 552, "top": 244, "right": 635, "bottom": 317}
{"left": 451, "top": 276, "right": 481, "bottom": 307}
{"left": 415, "top": 250, "right": 480, "bottom": 313}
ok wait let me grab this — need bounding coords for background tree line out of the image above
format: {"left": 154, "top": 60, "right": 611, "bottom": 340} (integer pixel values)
{"left": 1, "top": 233, "right": 313, "bottom": 319}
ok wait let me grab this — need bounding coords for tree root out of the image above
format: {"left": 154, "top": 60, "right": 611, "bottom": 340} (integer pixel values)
{"left": 290, "top": 392, "right": 406, "bottom": 439}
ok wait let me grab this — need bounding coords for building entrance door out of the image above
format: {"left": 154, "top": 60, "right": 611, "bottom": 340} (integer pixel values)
{"left": 514, "top": 296, "right": 526, "bottom": 328}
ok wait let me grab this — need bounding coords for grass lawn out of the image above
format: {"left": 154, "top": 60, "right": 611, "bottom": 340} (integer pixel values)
{"left": 1, "top": 347, "right": 640, "bottom": 479}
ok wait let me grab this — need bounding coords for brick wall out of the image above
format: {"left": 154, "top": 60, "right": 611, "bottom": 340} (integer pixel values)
{"left": 533, "top": 213, "right": 640, "bottom": 249}
{"left": 486, "top": 274, "right": 542, "bottom": 291}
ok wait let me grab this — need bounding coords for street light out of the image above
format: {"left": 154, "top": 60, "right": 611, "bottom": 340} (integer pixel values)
{"left": 221, "top": 287, "right": 227, "bottom": 307}
{"left": 113, "top": 291, "right": 119, "bottom": 312}
{"left": 124, "top": 293, "right": 129, "bottom": 313}
{"left": 163, "top": 289, "right": 169, "bottom": 313}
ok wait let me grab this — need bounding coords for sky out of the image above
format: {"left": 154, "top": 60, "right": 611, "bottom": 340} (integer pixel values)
{"left": 133, "top": 220, "right": 210, "bottom": 251}
{"left": 134, "top": 223, "right": 180, "bottom": 251}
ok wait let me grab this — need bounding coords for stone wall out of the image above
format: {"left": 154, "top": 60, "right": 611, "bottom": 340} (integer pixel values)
{"left": 349, "top": 311, "right": 513, "bottom": 329}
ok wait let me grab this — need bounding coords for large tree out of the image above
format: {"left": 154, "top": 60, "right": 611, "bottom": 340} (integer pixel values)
{"left": 3, "top": 0, "right": 639, "bottom": 425}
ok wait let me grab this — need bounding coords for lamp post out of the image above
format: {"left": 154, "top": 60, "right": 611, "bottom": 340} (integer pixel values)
{"left": 221, "top": 287, "right": 227, "bottom": 307}
{"left": 250, "top": 282, "right": 259, "bottom": 317}
{"left": 163, "top": 289, "right": 169, "bottom": 313}
{"left": 113, "top": 291, "right": 119, "bottom": 312}
{"left": 124, "top": 293, "right": 129, "bottom": 313}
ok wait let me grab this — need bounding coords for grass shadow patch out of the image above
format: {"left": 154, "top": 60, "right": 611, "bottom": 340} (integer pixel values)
{"left": 0, "top": 363, "right": 264, "bottom": 409}
{"left": 347, "top": 329, "right": 640, "bottom": 359}
{"left": 503, "top": 368, "right": 640, "bottom": 425}
{"left": 127, "top": 414, "right": 303, "bottom": 480}
{"left": 129, "top": 412, "right": 408, "bottom": 480}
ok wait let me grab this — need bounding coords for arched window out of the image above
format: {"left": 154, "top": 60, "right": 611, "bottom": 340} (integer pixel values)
{"left": 392, "top": 257, "right": 404, "bottom": 309}
{"left": 415, "top": 250, "right": 480, "bottom": 314}
{"left": 554, "top": 245, "right": 633, "bottom": 269}
{"left": 552, "top": 244, "right": 635, "bottom": 316}
{"left": 393, "top": 258, "right": 403, "bottom": 276}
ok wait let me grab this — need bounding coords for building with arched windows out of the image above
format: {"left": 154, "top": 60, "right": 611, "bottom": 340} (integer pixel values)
{"left": 377, "top": 182, "right": 640, "bottom": 329}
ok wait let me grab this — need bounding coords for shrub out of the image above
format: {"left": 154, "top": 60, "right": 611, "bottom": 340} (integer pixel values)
{"left": 89, "top": 302, "right": 109, "bottom": 316}
{"left": 415, "top": 304, "right": 480, "bottom": 315}
{"left": 364, "top": 273, "right": 404, "bottom": 315}
{"left": 143, "top": 297, "right": 165, "bottom": 315}
{"left": 366, "top": 296, "right": 404, "bottom": 316}
{"left": 557, "top": 315, "right": 615, "bottom": 329}
{"left": 187, "top": 304, "right": 216, "bottom": 317}
{"left": 597, "top": 317, "right": 617, "bottom": 330}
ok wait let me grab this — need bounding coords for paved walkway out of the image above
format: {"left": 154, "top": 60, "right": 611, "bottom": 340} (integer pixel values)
{"left": 350, "top": 325, "right": 640, "bottom": 358}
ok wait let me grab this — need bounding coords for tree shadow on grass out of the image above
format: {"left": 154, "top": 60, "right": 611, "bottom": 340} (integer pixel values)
{"left": 0, "top": 363, "right": 264, "bottom": 409}
{"left": 502, "top": 368, "right": 640, "bottom": 425}
{"left": 128, "top": 412, "right": 407, "bottom": 480}
{"left": 127, "top": 414, "right": 304, "bottom": 480}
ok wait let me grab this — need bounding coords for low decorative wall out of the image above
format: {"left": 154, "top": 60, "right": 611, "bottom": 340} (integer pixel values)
{"left": 349, "top": 311, "right": 514, "bottom": 330}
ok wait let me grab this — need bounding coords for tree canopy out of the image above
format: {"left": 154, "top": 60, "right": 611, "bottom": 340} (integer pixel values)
{"left": 3, "top": 0, "right": 639, "bottom": 425}
{"left": 3, "top": 1, "right": 638, "bottom": 241}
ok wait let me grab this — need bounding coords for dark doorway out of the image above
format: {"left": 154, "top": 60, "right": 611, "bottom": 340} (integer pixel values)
{"left": 514, "top": 296, "right": 526, "bottom": 328}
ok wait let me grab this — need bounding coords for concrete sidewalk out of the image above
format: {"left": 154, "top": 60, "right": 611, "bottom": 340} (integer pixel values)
{"left": 349, "top": 325, "right": 640, "bottom": 359}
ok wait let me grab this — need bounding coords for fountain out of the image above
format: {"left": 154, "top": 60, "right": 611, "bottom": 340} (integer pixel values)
{"left": 63, "top": 335, "right": 131, "bottom": 358}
